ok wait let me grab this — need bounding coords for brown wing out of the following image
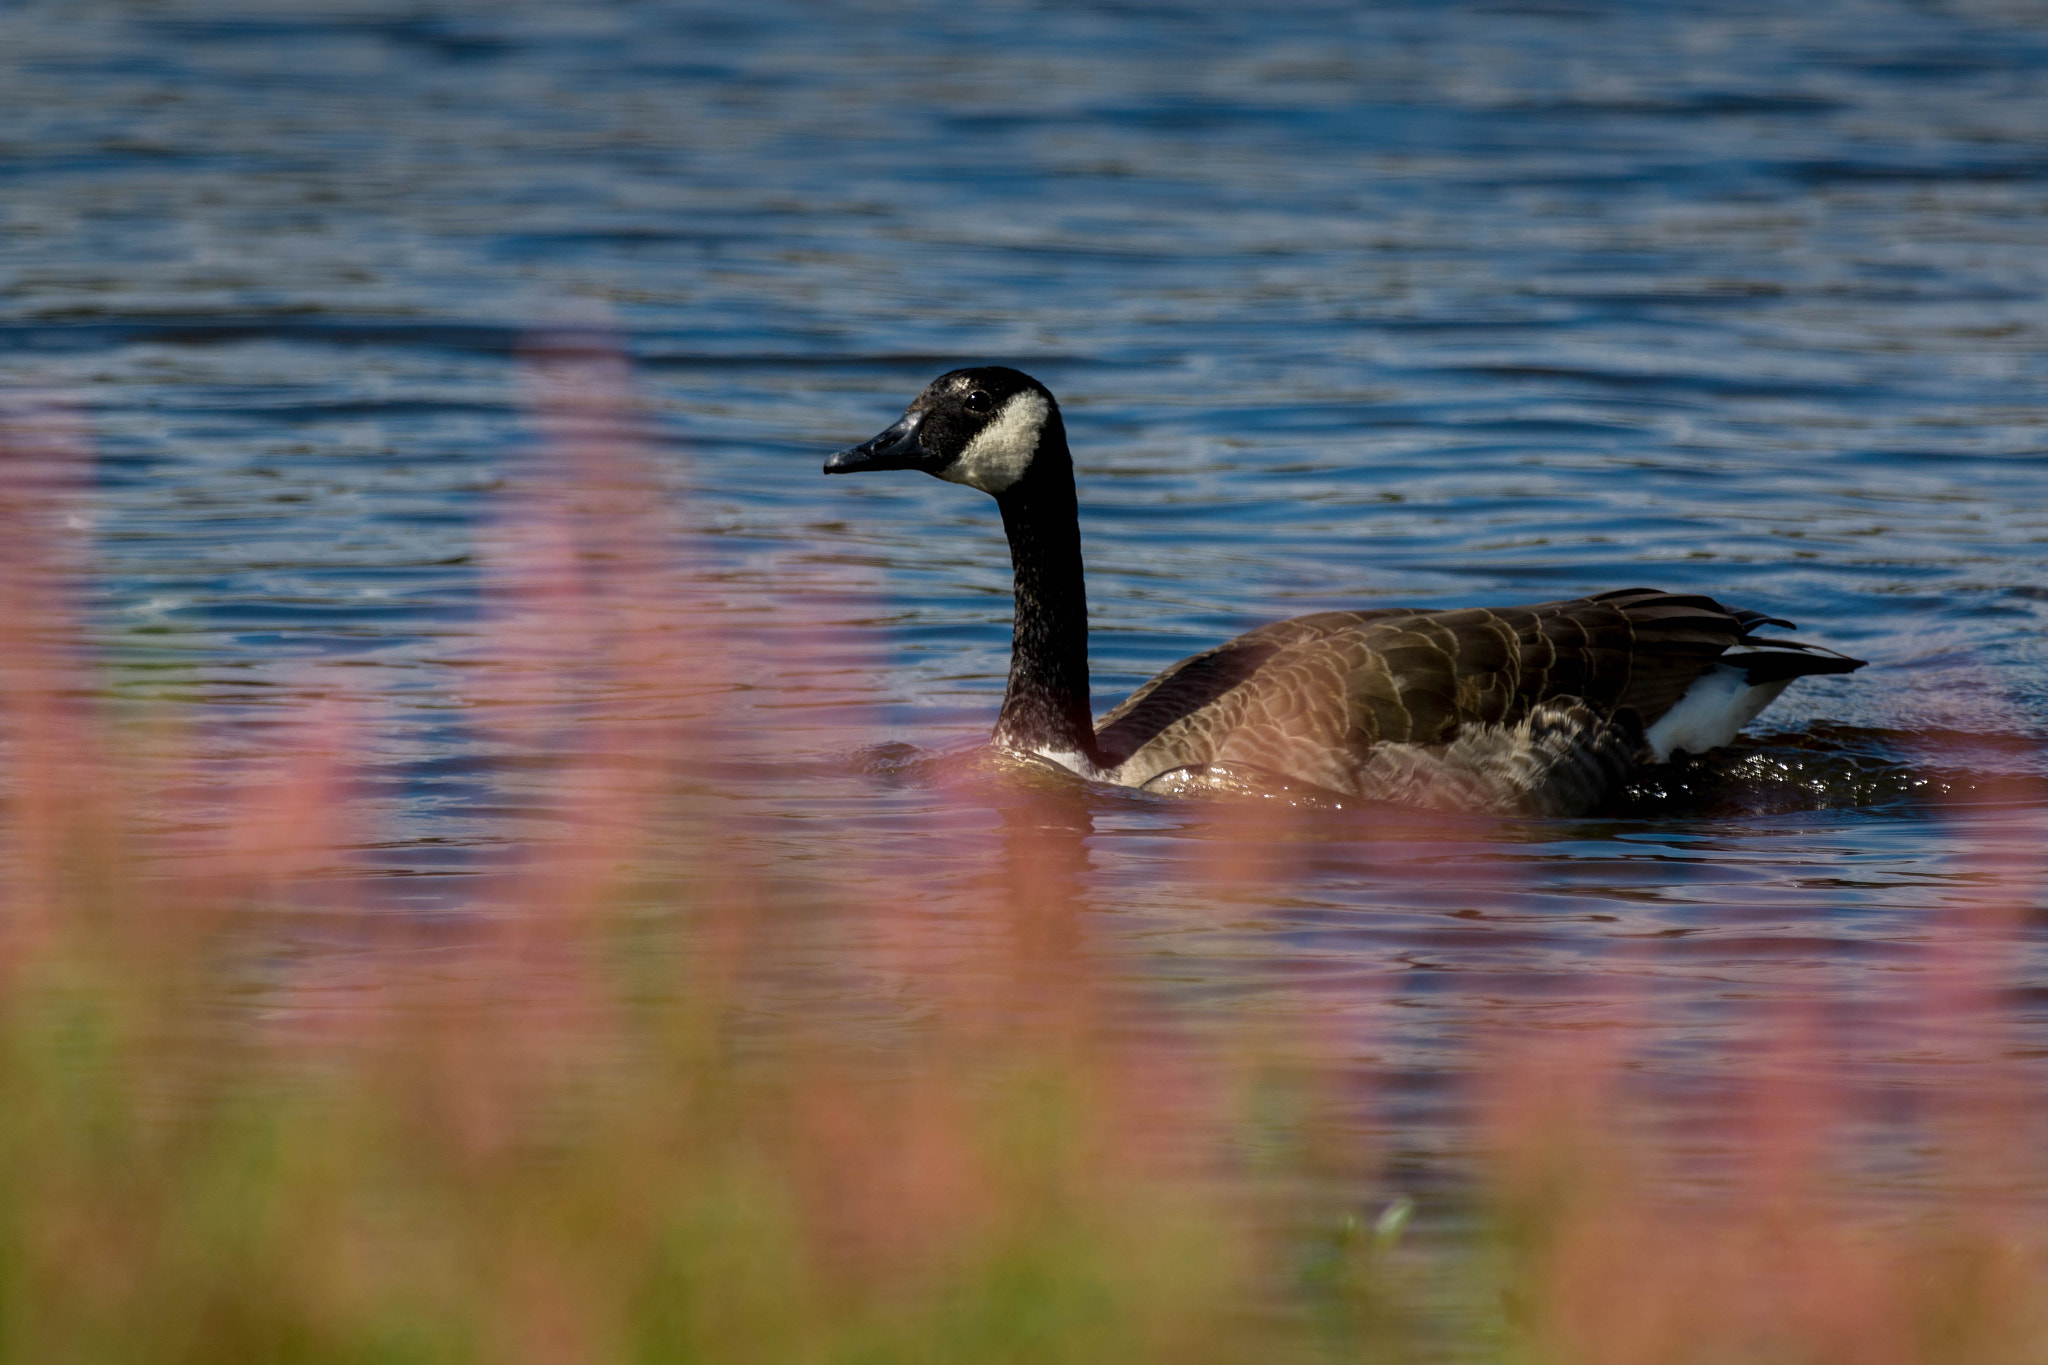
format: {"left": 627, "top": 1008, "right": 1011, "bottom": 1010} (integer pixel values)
{"left": 1094, "top": 608, "right": 1411, "bottom": 749}
{"left": 1096, "top": 588, "right": 1764, "bottom": 789}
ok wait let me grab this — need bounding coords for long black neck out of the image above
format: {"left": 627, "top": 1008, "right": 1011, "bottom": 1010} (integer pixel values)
{"left": 990, "top": 437, "right": 1102, "bottom": 765}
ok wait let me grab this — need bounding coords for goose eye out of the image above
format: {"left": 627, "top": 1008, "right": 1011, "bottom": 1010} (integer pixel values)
{"left": 963, "top": 389, "right": 995, "bottom": 415}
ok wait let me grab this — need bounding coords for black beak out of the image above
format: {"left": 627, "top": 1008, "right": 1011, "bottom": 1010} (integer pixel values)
{"left": 824, "top": 411, "right": 929, "bottom": 474}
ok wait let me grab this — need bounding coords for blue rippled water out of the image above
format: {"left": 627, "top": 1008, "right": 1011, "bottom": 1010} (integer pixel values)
{"left": 4, "top": 0, "right": 2047, "bottom": 1219}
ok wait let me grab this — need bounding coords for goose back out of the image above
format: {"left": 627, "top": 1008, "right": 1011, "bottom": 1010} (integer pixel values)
{"left": 1095, "top": 587, "right": 1859, "bottom": 795}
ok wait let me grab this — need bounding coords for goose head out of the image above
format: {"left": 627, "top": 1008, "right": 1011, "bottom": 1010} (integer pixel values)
{"left": 824, "top": 367, "right": 1065, "bottom": 496}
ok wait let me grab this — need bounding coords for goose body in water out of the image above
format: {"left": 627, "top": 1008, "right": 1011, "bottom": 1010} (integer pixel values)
{"left": 825, "top": 368, "right": 1865, "bottom": 815}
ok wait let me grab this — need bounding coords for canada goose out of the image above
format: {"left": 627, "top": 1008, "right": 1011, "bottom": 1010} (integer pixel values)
{"left": 825, "top": 367, "right": 1865, "bottom": 814}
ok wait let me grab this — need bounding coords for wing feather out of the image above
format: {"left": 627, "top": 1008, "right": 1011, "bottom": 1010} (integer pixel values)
{"left": 1096, "top": 588, "right": 1862, "bottom": 800}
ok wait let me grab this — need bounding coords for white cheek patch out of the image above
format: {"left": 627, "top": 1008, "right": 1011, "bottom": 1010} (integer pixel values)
{"left": 939, "top": 390, "right": 1049, "bottom": 494}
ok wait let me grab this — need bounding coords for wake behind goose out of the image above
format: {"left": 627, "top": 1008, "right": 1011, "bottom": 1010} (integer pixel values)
{"left": 825, "top": 368, "right": 1865, "bottom": 815}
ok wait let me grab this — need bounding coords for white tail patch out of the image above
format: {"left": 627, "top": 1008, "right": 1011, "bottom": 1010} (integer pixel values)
{"left": 1644, "top": 663, "right": 1795, "bottom": 761}
{"left": 940, "top": 390, "right": 1049, "bottom": 494}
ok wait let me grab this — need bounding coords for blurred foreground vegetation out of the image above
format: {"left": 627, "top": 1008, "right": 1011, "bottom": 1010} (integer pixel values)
{"left": 3, "top": 362, "right": 2045, "bottom": 1364}
{"left": 6, "top": 728, "right": 2046, "bottom": 1365}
